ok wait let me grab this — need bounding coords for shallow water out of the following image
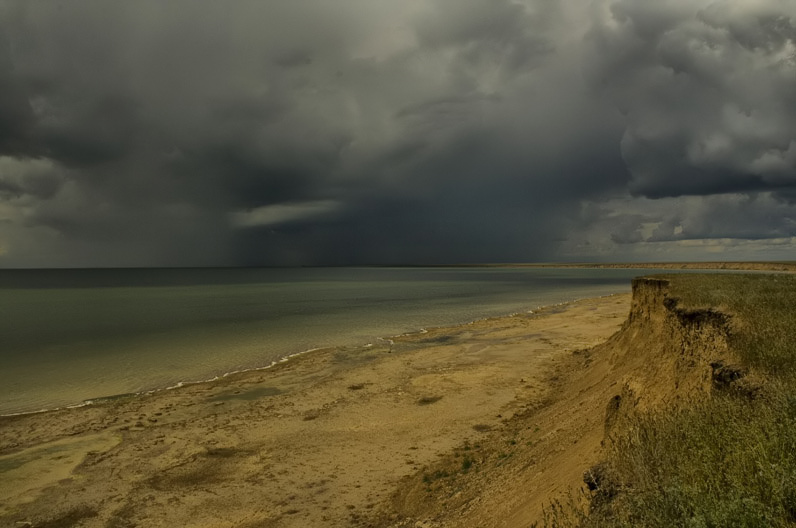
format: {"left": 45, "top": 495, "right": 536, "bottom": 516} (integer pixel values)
{"left": 0, "top": 267, "right": 653, "bottom": 414}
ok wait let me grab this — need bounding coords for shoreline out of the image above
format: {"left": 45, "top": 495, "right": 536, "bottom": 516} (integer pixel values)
{"left": 0, "top": 292, "right": 632, "bottom": 527}
{"left": 0, "top": 293, "right": 623, "bottom": 419}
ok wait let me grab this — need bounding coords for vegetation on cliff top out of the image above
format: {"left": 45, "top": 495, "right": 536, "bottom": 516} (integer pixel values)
{"left": 667, "top": 273, "right": 796, "bottom": 378}
{"left": 545, "top": 273, "right": 796, "bottom": 528}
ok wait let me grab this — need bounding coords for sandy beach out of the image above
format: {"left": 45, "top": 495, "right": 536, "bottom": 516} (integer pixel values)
{"left": 0, "top": 293, "right": 631, "bottom": 527}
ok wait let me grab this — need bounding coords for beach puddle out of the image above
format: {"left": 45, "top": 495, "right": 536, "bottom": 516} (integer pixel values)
{"left": 208, "top": 386, "right": 283, "bottom": 402}
{"left": 330, "top": 342, "right": 391, "bottom": 366}
{"left": 0, "top": 433, "right": 120, "bottom": 514}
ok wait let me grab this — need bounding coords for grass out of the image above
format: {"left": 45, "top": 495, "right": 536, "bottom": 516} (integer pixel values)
{"left": 540, "top": 273, "right": 796, "bottom": 528}
{"left": 582, "top": 392, "right": 796, "bottom": 527}
{"left": 665, "top": 273, "right": 796, "bottom": 377}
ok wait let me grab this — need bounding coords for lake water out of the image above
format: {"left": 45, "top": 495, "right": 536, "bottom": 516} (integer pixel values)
{"left": 0, "top": 267, "right": 655, "bottom": 415}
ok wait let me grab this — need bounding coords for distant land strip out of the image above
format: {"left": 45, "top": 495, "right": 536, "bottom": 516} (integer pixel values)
{"left": 452, "top": 261, "right": 796, "bottom": 272}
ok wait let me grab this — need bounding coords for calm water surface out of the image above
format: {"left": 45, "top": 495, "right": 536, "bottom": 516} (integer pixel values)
{"left": 0, "top": 267, "right": 655, "bottom": 414}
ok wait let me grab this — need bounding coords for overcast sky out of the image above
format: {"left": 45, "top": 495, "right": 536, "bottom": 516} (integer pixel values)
{"left": 0, "top": 0, "right": 794, "bottom": 267}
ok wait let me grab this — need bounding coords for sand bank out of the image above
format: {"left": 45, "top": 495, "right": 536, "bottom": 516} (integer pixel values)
{"left": 0, "top": 293, "right": 630, "bottom": 528}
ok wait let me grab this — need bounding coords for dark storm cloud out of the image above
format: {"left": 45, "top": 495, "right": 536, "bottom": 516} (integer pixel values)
{"left": 0, "top": 32, "right": 34, "bottom": 157}
{"left": 569, "top": 191, "right": 796, "bottom": 265}
{"left": 587, "top": 0, "right": 796, "bottom": 199}
{"left": 0, "top": 0, "right": 794, "bottom": 267}
{"left": 648, "top": 193, "right": 796, "bottom": 242}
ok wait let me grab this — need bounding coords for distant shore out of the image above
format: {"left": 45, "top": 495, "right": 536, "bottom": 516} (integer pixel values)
{"left": 448, "top": 261, "right": 796, "bottom": 272}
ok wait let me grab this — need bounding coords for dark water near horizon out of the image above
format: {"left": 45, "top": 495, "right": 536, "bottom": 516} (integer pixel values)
{"left": 0, "top": 267, "right": 664, "bottom": 415}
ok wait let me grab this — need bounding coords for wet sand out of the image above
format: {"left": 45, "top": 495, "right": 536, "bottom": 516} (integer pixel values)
{"left": 0, "top": 293, "right": 630, "bottom": 527}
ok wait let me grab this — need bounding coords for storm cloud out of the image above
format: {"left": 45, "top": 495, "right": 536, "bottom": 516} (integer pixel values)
{"left": 0, "top": 0, "right": 794, "bottom": 267}
{"left": 588, "top": 0, "right": 796, "bottom": 198}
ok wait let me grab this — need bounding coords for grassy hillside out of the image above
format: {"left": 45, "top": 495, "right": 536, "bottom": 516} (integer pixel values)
{"left": 544, "top": 273, "right": 796, "bottom": 528}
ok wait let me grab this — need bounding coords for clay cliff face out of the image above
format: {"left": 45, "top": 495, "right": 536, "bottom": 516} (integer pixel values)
{"left": 601, "top": 277, "right": 738, "bottom": 439}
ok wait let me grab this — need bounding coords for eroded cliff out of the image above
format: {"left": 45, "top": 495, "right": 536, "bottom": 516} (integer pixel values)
{"left": 600, "top": 277, "right": 740, "bottom": 435}
{"left": 378, "top": 277, "right": 754, "bottom": 528}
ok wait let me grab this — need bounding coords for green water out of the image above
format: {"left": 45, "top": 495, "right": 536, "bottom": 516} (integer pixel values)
{"left": 0, "top": 267, "right": 648, "bottom": 414}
